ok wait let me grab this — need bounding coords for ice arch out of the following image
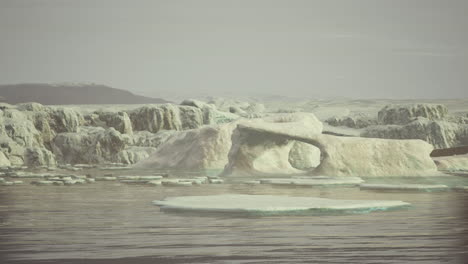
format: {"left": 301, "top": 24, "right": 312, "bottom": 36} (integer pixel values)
{"left": 222, "top": 113, "right": 438, "bottom": 177}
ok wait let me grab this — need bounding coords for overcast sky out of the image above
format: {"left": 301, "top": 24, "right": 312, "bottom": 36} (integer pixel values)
{"left": 0, "top": 0, "right": 467, "bottom": 99}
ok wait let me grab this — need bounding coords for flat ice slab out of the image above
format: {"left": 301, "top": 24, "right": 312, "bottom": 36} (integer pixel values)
{"left": 153, "top": 194, "right": 409, "bottom": 215}
{"left": 360, "top": 184, "right": 449, "bottom": 191}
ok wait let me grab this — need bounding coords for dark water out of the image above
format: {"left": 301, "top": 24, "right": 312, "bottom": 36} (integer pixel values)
{"left": 1, "top": 175, "right": 468, "bottom": 264}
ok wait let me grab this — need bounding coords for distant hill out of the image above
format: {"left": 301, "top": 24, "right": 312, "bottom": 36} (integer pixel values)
{"left": 0, "top": 83, "right": 170, "bottom": 105}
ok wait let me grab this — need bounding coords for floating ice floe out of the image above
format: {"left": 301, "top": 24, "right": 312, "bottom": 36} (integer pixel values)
{"left": 153, "top": 194, "right": 410, "bottom": 215}
{"left": 95, "top": 176, "right": 117, "bottom": 181}
{"left": 147, "top": 180, "right": 162, "bottom": 186}
{"left": 209, "top": 179, "right": 224, "bottom": 184}
{"left": 163, "top": 181, "right": 193, "bottom": 187}
{"left": 259, "top": 177, "right": 364, "bottom": 186}
{"left": 25, "top": 174, "right": 94, "bottom": 186}
{"left": 99, "top": 166, "right": 132, "bottom": 171}
{"left": 118, "top": 175, "right": 163, "bottom": 180}
{"left": 0, "top": 180, "right": 22, "bottom": 186}
{"left": 8, "top": 172, "right": 49, "bottom": 178}
{"left": 120, "top": 180, "right": 148, "bottom": 184}
{"left": 31, "top": 180, "right": 59, "bottom": 186}
{"left": 359, "top": 183, "right": 449, "bottom": 191}
{"left": 85, "top": 178, "right": 95, "bottom": 183}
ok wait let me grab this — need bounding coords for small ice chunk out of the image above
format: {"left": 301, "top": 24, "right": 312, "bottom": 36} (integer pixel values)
{"left": 161, "top": 179, "right": 181, "bottom": 184}
{"left": 95, "top": 176, "right": 117, "bottom": 181}
{"left": 31, "top": 181, "right": 55, "bottom": 186}
{"left": 60, "top": 176, "right": 73, "bottom": 181}
{"left": 10, "top": 172, "right": 46, "bottom": 178}
{"left": 120, "top": 180, "right": 149, "bottom": 184}
{"left": 153, "top": 173, "right": 169, "bottom": 177}
{"left": 194, "top": 177, "right": 208, "bottom": 184}
{"left": 154, "top": 194, "right": 410, "bottom": 215}
{"left": 118, "top": 176, "right": 141, "bottom": 180}
{"left": 139, "top": 176, "right": 163, "bottom": 180}
{"left": 147, "top": 180, "right": 162, "bottom": 186}
{"left": 74, "top": 179, "right": 86, "bottom": 184}
{"left": 164, "top": 181, "right": 193, "bottom": 187}
{"left": 191, "top": 180, "right": 204, "bottom": 185}
{"left": 85, "top": 178, "right": 95, "bottom": 183}
{"left": 118, "top": 175, "right": 164, "bottom": 181}
{"left": 209, "top": 179, "right": 224, "bottom": 184}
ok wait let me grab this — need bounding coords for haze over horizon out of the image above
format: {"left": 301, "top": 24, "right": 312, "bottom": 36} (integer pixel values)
{"left": 1, "top": 0, "right": 467, "bottom": 100}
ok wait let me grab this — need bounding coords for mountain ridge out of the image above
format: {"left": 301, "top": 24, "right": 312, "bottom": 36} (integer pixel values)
{"left": 0, "top": 83, "right": 170, "bottom": 105}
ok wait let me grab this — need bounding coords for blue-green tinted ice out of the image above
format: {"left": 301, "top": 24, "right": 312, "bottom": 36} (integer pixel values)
{"left": 153, "top": 194, "right": 409, "bottom": 215}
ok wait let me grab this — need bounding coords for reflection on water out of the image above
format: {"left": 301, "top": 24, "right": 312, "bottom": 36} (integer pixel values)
{"left": 1, "top": 172, "right": 468, "bottom": 263}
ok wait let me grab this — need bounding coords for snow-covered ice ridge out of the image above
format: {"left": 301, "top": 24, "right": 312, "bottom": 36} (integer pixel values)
{"left": 153, "top": 194, "right": 410, "bottom": 215}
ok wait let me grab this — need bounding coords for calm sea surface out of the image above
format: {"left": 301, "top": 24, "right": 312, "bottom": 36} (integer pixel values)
{"left": 1, "top": 172, "right": 468, "bottom": 264}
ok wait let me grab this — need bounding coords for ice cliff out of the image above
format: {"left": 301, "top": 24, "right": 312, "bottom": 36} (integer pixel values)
{"left": 0, "top": 101, "right": 237, "bottom": 167}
